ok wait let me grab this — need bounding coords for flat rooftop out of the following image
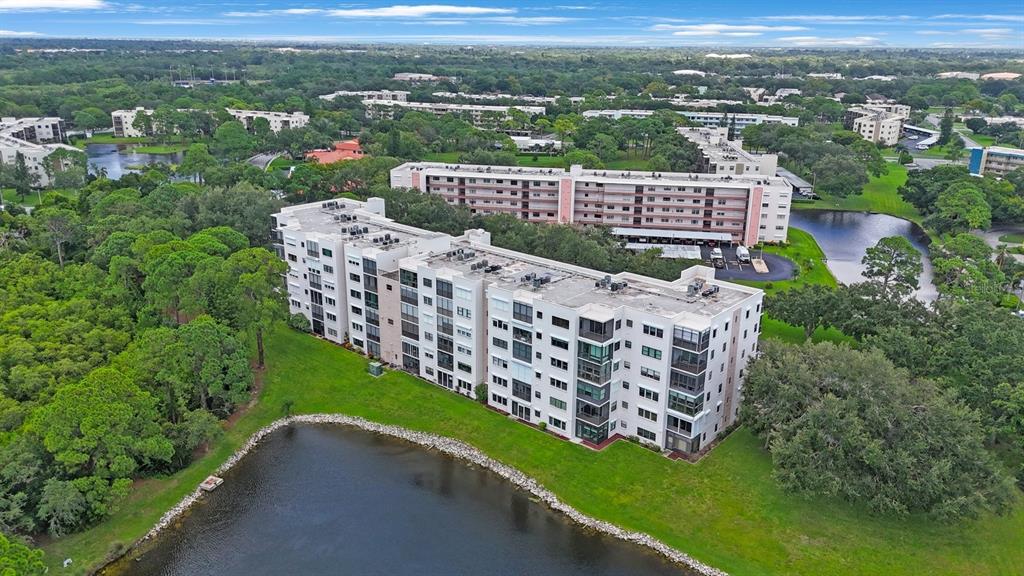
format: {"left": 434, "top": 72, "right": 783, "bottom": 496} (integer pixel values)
{"left": 418, "top": 241, "right": 754, "bottom": 322}
{"left": 399, "top": 161, "right": 787, "bottom": 187}
{"left": 276, "top": 200, "right": 443, "bottom": 251}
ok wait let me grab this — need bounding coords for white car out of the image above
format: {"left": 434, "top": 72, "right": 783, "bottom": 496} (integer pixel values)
{"left": 916, "top": 144, "right": 930, "bottom": 150}
{"left": 908, "top": 135, "right": 919, "bottom": 140}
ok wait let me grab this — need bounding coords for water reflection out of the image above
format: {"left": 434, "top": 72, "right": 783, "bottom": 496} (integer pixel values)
{"left": 85, "top": 144, "right": 183, "bottom": 180}
{"left": 790, "top": 210, "right": 937, "bottom": 301}
{"left": 104, "top": 425, "right": 690, "bottom": 576}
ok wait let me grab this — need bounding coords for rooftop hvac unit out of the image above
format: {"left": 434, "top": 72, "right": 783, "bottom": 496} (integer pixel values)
{"left": 333, "top": 215, "right": 341, "bottom": 221}
{"left": 701, "top": 285, "right": 720, "bottom": 298}
{"left": 532, "top": 278, "right": 543, "bottom": 288}
{"left": 522, "top": 272, "right": 535, "bottom": 282}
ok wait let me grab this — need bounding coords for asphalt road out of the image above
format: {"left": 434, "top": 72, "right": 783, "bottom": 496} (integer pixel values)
{"left": 694, "top": 245, "right": 797, "bottom": 282}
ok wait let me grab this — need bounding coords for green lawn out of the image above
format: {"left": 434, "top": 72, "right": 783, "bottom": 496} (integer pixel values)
{"left": 71, "top": 134, "right": 149, "bottom": 148}
{"left": 267, "top": 156, "right": 301, "bottom": 171}
{"left": 759, "top": 316, "right": 855, "bottom": 345}
{"left": 738, "top": 227, "right": 837, "bottom": 295}
{"left": 798, "top": 165, "right": 920, "bottom": 223}
{"left": 43, "top": 326, "right": 1024, "bottom": 576}
{"left": 998, "top": 232, "right": 1024, "bottom": 244}
{"left": 127, "top": 144, "right": 188, "bottom": 154}
{"left": 2, "top": 187, "right": 78, "bottom": 208}
{"left": 969, "top": 133, "right": 997, "bottom": 147}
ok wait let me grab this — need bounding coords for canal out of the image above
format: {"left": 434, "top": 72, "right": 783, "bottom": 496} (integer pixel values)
{"left": 104, "top": 425, "right": 691, "bottom": 576}
{"left": 86, "top": 144, "right": 183, "bottom": 180}
{"left": 790, "top": 210, "right": 937, "bottom": 301}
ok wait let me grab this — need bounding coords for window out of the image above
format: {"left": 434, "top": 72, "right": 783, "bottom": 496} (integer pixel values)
{"left": 513, "top": 301, "right": 533, "bottom": 323}
{"left": 548, "top": 416, "right": 566, "bottom": 430}
{"left": 326, "top": 312, "right": 337, "bottom": 322}
{"left": 492, "top": 319, "right": 509, "bottom": 330}
{"left": 492, "top": 337, "right": 509, "bottom": 350}
{"left": 640, "top": 367, "right": 661, "bottom": 380}
{"left": 423, "top": 296, "right": 433, "bottom": 306}
{"left": 639, "top": 387, "right": 659, "bottom": 402}
{"left": 552, "top": 316, "right": 570, "bottom": 329}
{"left": 638, "top": 407, "right": 657, "bottom": 421}
{"left": 350, "top": 289, "right": 361, "bottom": 299}
{"left": 456, "top": 344, "right": 472, "bottom": 355}
{"left": 643, "top": 324, "right": 664, "bottom": 338}
{"left": 327, "top": 328, "right": 337, "bottom": 337}
{"left": 457, "top": 362, "right": 472, "bottom": 374}
{"left": 321, "top": 248, "right": 332, "bottom": 257}
{"left": 457, "top": 306, "right": 472, "bottom": 319}
{"left": 550, "top": 397, "right": 567, "bottom": 410}
{"left": 491, "top": 394, "right": 508, "bottom": 406}
{"left": 641, "top": 346, "right": 662, "bottom": 360}
{"left": 349, "top": 273, "right": 361, "bottom": 282}
{"left": 351, "top": 306, "right": 362, "bottom": 316}
{"left": 551, "top": 337, "right": 569, "bottom": 350}
{"left": 423, "top": 278, "right": 433, "bottom": 288}
{"left": 325, "top": 297, "right": 336, "bottom": 307}
{"left": 550, "top": 378, "right": 568, "bottom": 391}
{"left": 492, "top": 375, "right": 508, "bottom": 387}
{"left": 323, "top": 264, "right": 334, "bottom": 274}
{"left": 457, "top": 326, "right": 472, "bottom": 338}
{"left": 637, "top": 427, "right": 656, "bottom": 441}
{"left": 550, "top": 358, "right": 568, "bottom": 370}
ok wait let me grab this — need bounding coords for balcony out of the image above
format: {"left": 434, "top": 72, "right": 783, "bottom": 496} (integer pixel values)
{"left": 575, "top": 402, "right": 610, "bottom": 426}
{"left": 669, "top": 370, "right": 705, "bottom": 396}
{"left": 576, "top": 381, "right": 609, "bottom": 404}
{"left": 670, "top": 359, "right": 707, "bottom": 375}
{"left": 513, "top": 310, "right": 533, "bottom": 323}
{"left": 400, "top": 286, "right": 418, "bottom": 305}
{"left": 673, "top": 327, "right": 710, "bottom": 352}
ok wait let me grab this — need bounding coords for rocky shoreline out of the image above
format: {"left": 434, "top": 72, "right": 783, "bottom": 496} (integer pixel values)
{"left": 137, "top": 414, "right": 728, "bottom": 576}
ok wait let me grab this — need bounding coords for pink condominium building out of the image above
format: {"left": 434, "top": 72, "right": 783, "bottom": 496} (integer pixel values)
{"left": 391, "top": 162, "right": 792, "bottom": 246}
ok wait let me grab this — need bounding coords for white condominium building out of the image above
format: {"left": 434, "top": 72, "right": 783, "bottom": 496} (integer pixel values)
{"left": 844, "top": 106, "right": 905, "bottom": 146}
{"left": 678, "top": 127, "right": 778, "bottom": 178}
{"left": 319, "top": 90, "right": 409, "bottom": 102}
{"left": 363, "top": 100, "right": 546, "bottom": 129}
{"left": 581, "top": 109, "right": 800, "bottom": 130}
{"left": 432, "top": 91, "right": 584, "bottom": 105}
{"left": 393, "top": 73, "right": 457, "bottom": 83}
{"left": 0, "top": 117, "right": 79, "bottom": 188}
{"left": 112, "top": 107, "right": 308, "bottom": 137}
{"left": 273, "top": 198, "right": 764, "bottom": 453}
{"left": 225, "top": 109, "right": 309, "bottom": 132}
{"left": 391, "top": 162, "right": 792, "bottom": 245}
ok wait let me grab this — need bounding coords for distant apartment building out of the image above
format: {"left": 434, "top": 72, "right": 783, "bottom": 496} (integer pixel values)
{"left": 111, "top": 107, "right": 150, "bottom": 138}
{"left": 581, "top": 109, "right": 800, "bottom": 130}
{"left": 390, "top": 162, "right": 792, "bottom": 245}
{"left": 844, "top": 107, "right": 905, "bottom": 146}
{"left": 937, "top": 71, "right": 981, "bottom": 80}
{"left": 319, "top": 90, "right": 409, "bottom": 102}
{"left": 969, "top": 146, "right": 1024, "bottom": 177}
{"left": 112, "top": 107, "right": 308, "bottom": 137}
{"left": 0, "top": 116, "right": 79, "bottom": 188}
{"left": 225, "top": 109, "right": 309, "bottom": 133}
{"left": 432, "top": 91, "right": 584, "bottom": 105}
{"left": 678, "top": 127, "right": 778, "bottom": 177}
{"left": 393, "top": 72, "right": 457, "bottom": 83}
{"left": 272, "top": 197, "right": 764, "bottom": 453}
{"left": 807, "top": 72, "right": 843, "bottom": 80}
{"left": 668, "top": 96, "right": 745, "bottom": 109}
{"left": 363, "top": 100, "right": 546, "bottom": 131}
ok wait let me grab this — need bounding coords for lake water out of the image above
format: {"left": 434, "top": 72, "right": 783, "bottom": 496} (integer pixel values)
{"left": 103, "top": 425, "right": 690, "bottom": 576}
{"left": 86, "top": 144, "right": 183, "bottom": 180}
{"left": 789, "top": 210, "right": 937, "bottom": 301}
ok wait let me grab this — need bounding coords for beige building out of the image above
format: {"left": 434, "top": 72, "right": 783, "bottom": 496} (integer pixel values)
{"left": 679, "top": 127, "right": 778, "bottom": 178}
{"left": 844, "top": 107, "right": 905, "bottom": 146}
{"left": 319, "top": 90, "right": 409, "bottom": 102}
{"left": 0, "top": 117, "right": 78, "bottom": 188}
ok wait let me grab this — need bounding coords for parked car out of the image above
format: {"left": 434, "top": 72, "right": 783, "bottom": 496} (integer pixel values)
{"left": 736, "top": 246, "right": 751, "bottom": 263}
{"left": 916, "top": 144, "right": 930, "bottom": 150}
{"left": 908, "top": 135, "right": 919, "bottom": 140}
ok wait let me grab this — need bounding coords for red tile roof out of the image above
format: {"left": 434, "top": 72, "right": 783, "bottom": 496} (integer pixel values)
{"left": 305, "top": 139, "right": 365, "bottom": 164}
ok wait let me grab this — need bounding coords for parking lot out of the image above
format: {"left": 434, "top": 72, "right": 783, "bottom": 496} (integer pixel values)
{"left": 698, "top": 245, "right": 797, "bottom": 282}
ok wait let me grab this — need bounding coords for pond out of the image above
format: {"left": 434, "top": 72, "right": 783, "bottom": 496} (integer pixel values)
{"left": 86, "top": 144, "right": 183, "bottom": 180}
{"left": 103, "top": 425, "right": 690, "bottom": 576}
{"left": 789, "top": 210, "right": 937, "bottom": 301}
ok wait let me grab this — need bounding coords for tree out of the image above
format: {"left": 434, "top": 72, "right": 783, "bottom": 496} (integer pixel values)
{"left": 765, "top": 284, "right": 836, "bottom": 339}
{"left": 178, "top": 143, "right": 216, "bottom": 184}
{"left": 176, "top": 316, "right": 252, "bottom": 414}
{"left": 0, "top": 532, "right": 46, "bottom": 575}
{"left": 965, "top": 117, "right": 987, "bottom": 133}
{"left": 36, "top": 207, "right": 80, "bottom": 268}
{"left": 588, "top": 133, "right": 619, "bottom": 163}
{"left": 931, "top": 234, "right": 1005, "bottom": 302}
{"left": 930, "top": 182, "right": 991, "bottom": 234}
{"left": 861, "top": 236, "right": 922, "bottom": 298}
{"left": 938, "top": 107, "right": 954, "bottom": 145}
{"left": 131, "top": 110, "right": 153, "bottom": 137}
{"left": 562, "top": 149, "right": 603, "bottom": 169}
{"left": 945, "top": 134, "right": 965, "bottom": 161}
{"left": 742, "top": 340, "right": 1015, "bottom": 519}
{"left": 224, "top": 248, "right": 288, "bottom": 368}
{"left": 11, "top": 152, "right": 36, "bottom": 203}
{"left": 811, "top": 154, "right": 868, "bottom": 198}
{"left": 212, "top": 120, "right": 255, "bottom": 161}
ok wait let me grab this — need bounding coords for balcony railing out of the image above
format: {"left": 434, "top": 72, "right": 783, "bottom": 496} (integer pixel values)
{"left": 578, "top": 329, "right": 613, "bottom": 343}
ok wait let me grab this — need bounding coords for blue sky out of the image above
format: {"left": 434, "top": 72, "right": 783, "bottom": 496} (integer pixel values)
{"left": 0, "top": 0, "right": 1022, "bottom": 48}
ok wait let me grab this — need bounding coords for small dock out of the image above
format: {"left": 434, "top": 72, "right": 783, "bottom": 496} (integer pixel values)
{"left": 751, "top": 259, "right": 769, "bottom": 274}
{"left": 200, "top": 476, "right": 224, "bottom": 492}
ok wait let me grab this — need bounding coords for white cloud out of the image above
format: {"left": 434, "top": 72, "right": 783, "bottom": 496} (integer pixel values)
{"left": 483, "top": 16, "right": 577, "bottom": 25}
{"left": 963, "top": 27, "right": 1015, "bottom": 35}
{"left": 652, "top": 23, "right": 806, "bottom": 36}
{"left": 0, "top": 28, "right": 41, "bottom": 36}
{"left": 131, "top": 19, "right": 240, "bottom": 25}
{"left": 931, "top": 14, "right": 1024, "bottom": 23}
{"left": 225, "top": 4, "right": 515, "bottom": 19}
{"left": 326, "top": 5, "right": 514, "bottom": 17}
{"left": 777, "top": 35, "right": 883, "bottom": 46}
{"left": 0, "top": 0, "right": 105, "bottom": 9}
{"left": 757, "top": 14, "right": 915, "bottom": 23}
